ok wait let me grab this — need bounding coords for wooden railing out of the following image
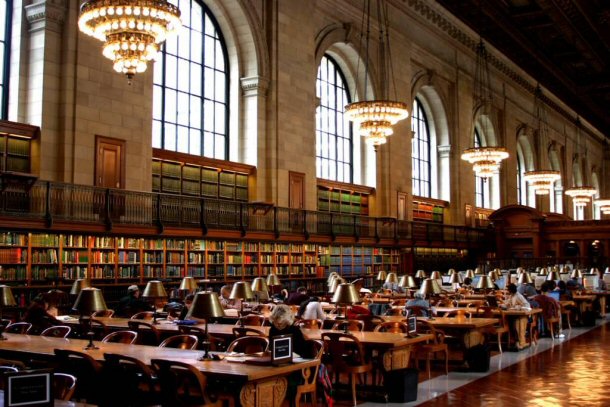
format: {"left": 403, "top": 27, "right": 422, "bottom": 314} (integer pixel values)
{"left": 0, "top": 180, "right": 488, "bottom": 245}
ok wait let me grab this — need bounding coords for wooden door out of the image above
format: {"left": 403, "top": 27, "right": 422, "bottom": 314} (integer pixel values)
{"left": 95, "top": 136, "right": 125, "bottom": 189}
{"left": 289, "top": 171, "right": 305, "bottom": 209}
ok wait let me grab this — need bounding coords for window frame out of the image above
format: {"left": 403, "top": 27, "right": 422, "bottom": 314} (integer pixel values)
{"left": 411, "top": 97, "right": 432, "bottom": 197}
{"left": 0, "top": 0, "right": 12, "bottom": 120}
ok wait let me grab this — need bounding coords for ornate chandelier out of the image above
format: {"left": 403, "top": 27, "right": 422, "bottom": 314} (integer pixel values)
{"left": 345, "top": 0, "right": 408, "bottom": 146}
{"left": 564, "top": 118, "right": 597, "bottom": 207}
{"left": 78, "top": 0, "right": 182, "bottom": 80}
{"left": 461, "top": 41, "right": 509, "bottom": 178}
{"left": 595, "top": 199, "right": 610, "bottom": 215}
{"left": 523, "top": 86, "right": 561, "bottom": 195}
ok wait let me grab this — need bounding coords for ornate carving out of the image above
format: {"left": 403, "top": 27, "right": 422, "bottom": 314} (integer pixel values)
{"left": 239, "top": 377, "right": 287, "bottom": 407}
{"left": 241, "top": 76, "right": 270, "bottom": 97}
{"left": 25, "top": 0, "right": 67, "bottom": 34}
{"left": 382, "top": 348, "right": 412, "bottom": 371}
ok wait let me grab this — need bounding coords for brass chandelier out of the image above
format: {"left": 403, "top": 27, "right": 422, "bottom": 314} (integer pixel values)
{"left": 564, "top": 117, "right": 597, "bottom": 208}
{"left": 523, "top": 86, "right": 561, "bottom": 195}
{"left": 461, "top": 41, "right": 509, "bottom": 178}
{"left": 344, "top": 0, "right": 408, "bottom": 146}
{"left": 78, "top": 0, "right": 182, "bottom": 80}
{"left": 594, "top": 199, "right": 610, "bottom": 215}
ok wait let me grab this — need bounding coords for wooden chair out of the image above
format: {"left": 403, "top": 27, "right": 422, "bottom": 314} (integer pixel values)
{"left": 226, "top": 336, "right": 269, "bottom": 354}
{"left": 374, "top": 321, "right": 409, "bottom": 333}
{"left": 78, "top": 317, "right": 108, "bottom": 340}
{"left": 41, "top": 325, "right": 71, "bottom": 338}
{"left": 103, "top": 353, "right": 158, "bottom": 406}
{"left": 151, "top": 359, "right": 220, "bottom": 407}
{"left": 159, "top": 334, "right": 199, "bottom": 350}
{"left": 232, "top": 326, "right": 266, "bottom": 338}
{"left": 295, "top": 340, "right": 324, "bottom": 407}
{"left": 130, "top": 311, "right": 155, "bottom": 320}
{"left": 321, "top": 332, "right": 372, "bottom": 406}
{"left": 127, "top": 320, "right": 160, "bottom": 346}
{"left": 383, "top": 307, "right": 404, "bottom": 316}
{"left": 331, "top": 319, "right": 365, "bottom": 332}
{"left": 0, "top": 366, "right": 18, "bottom": 390}
{"left": 415, "top": 321, "right": 449, "bottom": 379}
{"left": 0, "top": 319, "right": 12, "bottom": 329}
{"left": 355, "top": 314, "right": 385, "bottom": 331}
{"left": 92, "top": 309, "right": 114, "bottom": 318}
{"left": 178, "top": 325, "right": 226, "bottom": 351}
{"left": 53, "top": 373, "right": 76, "bottom": 401}
{"left": 54, "top": 349, "right": 103, "bottom": 404}
{"left": 297, "top": 319, "right": 323, "bottom": 329}
{"left": 475, "top": 306, "right": 509, "bottom": 353}
{"left": 236, "top": 314, "right": 266, "bottom": 326}
{"left": 560, "top": 303, "right": 572, "bottom": 330}
{"left": 102, "top": 330, "right": 138, "bottom": 344}
{"left": 5, "top": 322, "right": 31, "bottom": 334}
{"left": 405, "top": 305, "right": 428, "bottom": 317}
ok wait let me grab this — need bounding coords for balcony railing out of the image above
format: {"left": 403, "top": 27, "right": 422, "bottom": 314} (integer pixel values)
{"left": 0, "top": 180, "right": 488, "bottom": 244}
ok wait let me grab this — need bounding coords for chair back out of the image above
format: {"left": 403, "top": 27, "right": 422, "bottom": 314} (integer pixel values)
{"left": 92, "top": 309, "right": 114, "bottom": 318}
{"left": 236, "top": 314, "right": 266, "bottom": 326}
{"left": 297, "top": 319, "right": 323, "bottom": 329}
{"left": 78, "top": 317, "right": 108, "bottom": 340}
{"left": 405, "top": 305, "right": 428, "bottom": 317}
{"left": 41, "top": 325, "right": 71, "bottom": 338}
{"left": 355, "top": 314, "right": 384, "bottom": 331}
{"left": 374, "top": 321, "right": 409, "bottom": 333}
{"left": 5, "top": 322, "right": 31, "bottom": 334}
{"left": 159, "top": 334, "right": 199, "bottom": 350}
{"left": 130, "top": 311, "right": 155, "bottom": 320}
{"left": 103, "top": 353, "right": 158, "bottom": 406}
{"left": 0, "top": 319, "right": 11, "bottom": 329}
{"left": 321, "top": 332, "right": 370, "bottom": 372}
{"left": 102, "top": 330, "right": 138, "bottom": 344}
{"left": 232, "top": 327, "right": 266, "bottom": 338}
{"left": 127, "top": 321, "right": 160, "bottom": 345}
{"left": 475, "top": 306, "right": 495, "bottom": 319}
{"left": 151, "top": 359, "right": 218, "bottom": 407}
{"left": 0, "top": 366, "right": 18, "bottom": 390}
{"left": 53, "top": 373, "right": 76, "bottom": 401}
{"left": 331, "top": 319, "right": 365, "bottom": 332}
{"left": 54, "top": 349, "right": 103, "bottom": 404}
{"left": 226, "top": 336, "right": 269, "bottom": 354}
{"left": 177, "top": 325, "right": 225, "bottom": 351}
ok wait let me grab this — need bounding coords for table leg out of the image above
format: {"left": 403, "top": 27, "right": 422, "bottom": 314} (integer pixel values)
{"left": 240, "top": 377, "right": 288, "bottom": 407}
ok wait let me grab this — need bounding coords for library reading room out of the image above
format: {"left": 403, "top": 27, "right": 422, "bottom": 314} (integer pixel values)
{"left": 0, "top": 0, "right": 608, "bottom": 406}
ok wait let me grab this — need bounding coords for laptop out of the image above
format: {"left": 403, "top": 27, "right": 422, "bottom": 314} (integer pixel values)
{"left": 406, "top": 316, "right": 418, "bottom": 338}
{"left": 547, "top": 291, "right": 561, "bottom": 301}
{"left": 4, "top": 369, "right": 52, "bottom": 407}
{"left": 486, "top": 295, "right": 499, "bottom": 308}
{"left": 270, "top": 334, "right": 293, "bottom": 365}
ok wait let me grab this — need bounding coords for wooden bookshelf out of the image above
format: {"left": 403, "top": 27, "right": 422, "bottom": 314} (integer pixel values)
{"left": 0, "top": 120, "right": 39, "bottom": 174}
{"left": 152, "top": 149, "right": 253, "bottom": 201}
{"left": 413, "top": 196, "right": 447, "bottom": 223}
{"left": 316, "top": 179, "right": 373, "bottom": 216}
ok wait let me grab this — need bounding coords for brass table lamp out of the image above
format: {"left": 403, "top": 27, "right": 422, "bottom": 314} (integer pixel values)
{"left": 230, "top": 281, "right": 253, "bottom": 327}
{"left": 518, "top": 272, "right": 533, "bottom": 285}
{"left": 251, "top": 277, "right": 269, "bottom": 304}
{"left": 418, "top": 279, "right": 440, "bottom": 320}
{"left": 186, "top": 292, "right": 225, "bottom": 360}
{"left": 72, "top": 287, "right": 107, "bottom": 350}
{"left": 328, "top": 277, "right": 345, "bottom": 294}
{"left": 398, "top": 275, "right": 417, "bottom": 289}
{"left": 415, "top": 270, "right": 427, "bottom": 279}
{"left": 143, "top": 280, "right": 168, "bottom": 324}
{"left": 475, "top": 275, "right": 495, "bottom": 292}
{"left": 332, "top": 283, "right": 360, "bottom": 330}
{"left": 546, "top": 271, "right": 560, "bottom": 282}
{"left": 179, "top": 276, "right": 199, "bottom": 292}
{"left": 70, "top": 278, "right": 91, "bottom": 296}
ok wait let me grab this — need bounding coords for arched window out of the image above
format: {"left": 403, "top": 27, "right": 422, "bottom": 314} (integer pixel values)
{"left": 411, "top": 98, "right": 431, "bottom": 197}
{"left": 0, "top": 0, "right": 11, "bottom": 119}
{"left": 316, "top": 55, "right": 352, "bottom": 182}
{"left": 473, "top": 129, "right": 489, "bottom": 208}
{"left": 517, "top": 156, "right": 523, "bottom": 205}
{"left": 153, "top": 1, "right": 229, "bottom": 159}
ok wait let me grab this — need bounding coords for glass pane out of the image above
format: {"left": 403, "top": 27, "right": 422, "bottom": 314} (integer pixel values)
{"left": 215, "top": 135, "right": 225, "bottom": 159}
{"left": 189, "top": 128, "right": 201, "bottom": 155}
{"left": 164, "top": 89, "right": 177, "bottom": 123}
{"left": 177, "top": 126, "right": 189, "bottom": 153}
{"left": 203, "top": 100, "right": 214, "bottom": 132}
{"left": 215, "top": 42, "right": 225, "bottom": 70}
{"left": 177, "top": 59, "right": 190, "bottom": 92}
{"left": 165, "top": 55, "right": 177, "bottom": 90}
{"left": 191, "top": 3, "right": 203, "bottom": 32}
{"left": 203, "top": 131, "right": 214, "bottom": 156}
{"left": 190, "top": 95, "right": 201, "bottom": 129}
{"left": 178, "top": 33, "right": 190, "bottom": 59}
{"left": 165, "top": 125, "right": 176, "bottom": 150}
{"left": 204, "top": 67, "right": 214, "bottom": 99}
{"left": 190, "top": 63, "right": 202, "bottom": 96}
{"left": 214, "top": 103, "right": 225, "bottom": 134}
{"left": 191, "top": 33, "right": 202, "bottom": 65}
{"left": 152, "top": 121, "right": 161, "bottom": 148}
{"left": 176, "top": 92, "right": 189, "bottom": 125}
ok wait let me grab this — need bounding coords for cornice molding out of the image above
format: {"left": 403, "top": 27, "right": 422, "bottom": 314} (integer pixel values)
{"left": 240, "top": 76, "right": 269, "bottom": 97}
{"left": 25, "top": 0, "right": 67, "bottom": 34}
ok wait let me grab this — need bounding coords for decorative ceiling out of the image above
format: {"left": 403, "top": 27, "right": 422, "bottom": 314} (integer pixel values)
{"left": 435, "top": 0, "right": 610, "bottom": 137}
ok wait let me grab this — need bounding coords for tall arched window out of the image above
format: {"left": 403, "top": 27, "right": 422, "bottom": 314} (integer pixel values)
{"left": 473, "top": 129, "right": 489, "bottom": 208}
{"left": 517, "top": 158, "right": 522, "bottom": 205}
{"left": 316, "top": 55, "right": 352, "bottom": 183}
{"left": 0, "top": 0, "right": 11, "bottom": 119}
{"left": 153, "top": 1, "right": 229, "bottom": 159}
{"left": 411, "top": 98, "right": 431, "bottom": 197}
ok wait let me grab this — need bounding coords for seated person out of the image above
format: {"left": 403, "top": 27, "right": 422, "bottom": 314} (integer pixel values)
{"left": 297, "top": 296, "right": 326, "bottom": 321}
{"left": 405, "top": 292, "right": 430, "bottom": 316}
{"left": 285, "top": 287, "right": 309, "bottom": 306}
{"left": 24, "top": 295, "right": 60, "bottom": 335}
{"left": 517, "top": 282, "right": 537, "bottom": 298}
{"left": 219, "top": 285, "right": 242, "bottom": 310}
{"left": 555, "top": 280, "right": 572, "bottom": 300}
{"left": 167, "top": 294, "right": 195, "bottom": 321}
{"left": 504, "top": 283, "right": 530, "bottom": 349}
{"left": 382, "top": 280, "right": 405, "bottom": 293}
{"left": 117, "top": 285, "right": 153, "bottom": 317}
{"left": 566, "top": 276, "right": 584, "bottom": 291}
{"left": 533, "top": 281, "right": 561, "bottom": 337}
{"left": 269, "top": 304, "right": 309, "bottom": 357}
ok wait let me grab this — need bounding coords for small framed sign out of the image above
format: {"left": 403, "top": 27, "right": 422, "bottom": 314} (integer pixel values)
{"left": 4, "top": 369, "right": 52, "bottom": 407}
{"left": 270, "top": 334, "right": 292, "bottom": 365}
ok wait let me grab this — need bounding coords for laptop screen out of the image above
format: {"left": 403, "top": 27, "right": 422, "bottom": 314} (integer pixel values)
{"left": 547, "top": 291, "right": 560, "bottom": 301}
{"left": 407, "top": 316, "right": 417, "bottom": 335}
{"left": 271, "top": 334, "right": 292, "bottom": 365}
{"left": 4, "top": 369, "right": 52, "bottom": 407}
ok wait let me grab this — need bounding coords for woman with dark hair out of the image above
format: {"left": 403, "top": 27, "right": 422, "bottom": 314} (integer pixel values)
{"left": 297, "top": 296, "right": 326, "bottom": 321}
{"left": 24, "top": 295, "right": 60, "bottom": 335}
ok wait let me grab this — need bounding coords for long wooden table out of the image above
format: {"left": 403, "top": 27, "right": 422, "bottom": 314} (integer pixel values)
{"left": 0, "top": 333, "right": 318, "bottom": 407}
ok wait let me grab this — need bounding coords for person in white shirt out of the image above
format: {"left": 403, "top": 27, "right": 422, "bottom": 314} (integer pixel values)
{"left": 505, "top": 283, "right": 531, "bottom": 349}
{"left": 298, "top": 296, "right": 326, "bottom": 321}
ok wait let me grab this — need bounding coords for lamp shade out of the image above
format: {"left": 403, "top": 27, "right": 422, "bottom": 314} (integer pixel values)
{"left": 186, "top": 292, "right": 225, "bottom": 320}
{"left": 418, "top": 278, "right": 441, "bottom": 297}
{"left": 430, "top": 271, "right": 442, "bottom": 280}
{"left": 266, "top": 273, "right": 281, "bottom": 286}
{"left": 447, "top": 269, "right": 456, "bottom": 275}
{"left": 474, "top": 267, "right": 483, "bottom": 275}
{"left": 0, "top": 285, "right": 16, "bottom": 307}
{"left": 385, "top": 272, "right": 398, "bottom": 284}
{"left": 376, "top": 270, "right": 387, "bottom": 281}
{"left": 398, "top": 275, "right": 417, "bottom": 288}
{"left": 488, "top": 270, "right": 500, "bottom": 281}
{"left": 72, "top": 288, "right": 107, "bottom": 315}
{"left": 251, "top": 277, "right": 268, "bottom": 292}
{"left": 230, "top": 281, "right": 253, "bottom": 300}
{"left": 70, "top": 279, "right": 91, "bottom": 295}
{"left": 475, "top": 276, "right": 495, "bottom": 290}
{"left": 142, "top": 281, "right": 168, "bottom": 298}
{"left": 516, "top": 267, "right": 525, "bottom": 275}
{"left": 465, "top": 269, "right": 475, "bottom": 279}
{"left": 415, "top": 270, "right": 427, "bottom": 278}
{"left": 331, "top": 283, "right": 360, "bottom": 305}
{"left": 570, "top": 269, "right": 582, "bottom": 279}
{"left": 327, "top": 272, "right": 339, "bottom": 283}
{"left": 329, "top": 277, "right": 346, "bottom": 294}
{"left": 538, "top": 267, "right": 548, "bottom": 276}
{"left": 518, "top": 273, "right": 533, "bottom": 284}
{"left": 327, "top": 274, "right": 339, "bottom": 287}
{"left": 449, "top": 273, "right": 463, "bottom": 284}
{"left": 179, "top": 277, "right": 198, "bottom": 291}
{"left": 546, "top": 271, "right": 560, "bottom": 281}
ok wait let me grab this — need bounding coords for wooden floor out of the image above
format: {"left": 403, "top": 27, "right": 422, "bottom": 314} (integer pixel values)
{"left": 329, "top": 321, "right": 610, "bottom": 406}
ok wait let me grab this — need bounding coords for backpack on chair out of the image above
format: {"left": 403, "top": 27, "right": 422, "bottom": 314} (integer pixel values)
{"left": 317, "top": 362, "right": 333, "bottom": 407}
